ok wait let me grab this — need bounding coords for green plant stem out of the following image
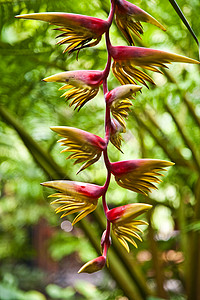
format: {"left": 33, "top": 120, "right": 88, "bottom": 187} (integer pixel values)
{"left": 187, "top": 176, "right": 200, "bottom": 300}
{"left": 147, "top": 211, "right": 168, "bottom": 299}
{"left": 107, "top": 248, "right": 144, "bottom": 300}
{"left": 141, "top": 107, "right": 194, "bottom": 168}
{"left": 0, "top": 105, "right": 66, "bottom": 179}
{"left": 168, "top": 0, "right": 200, "bottom": 55}
{"left": 164, "top": 103, "right": 200, "bottom": 173}
{"left": 130, "top": 110, "right": 194, "bottom": 170}
{"left": 177, "top": 189, "right": 188, "bottom": 290}
{"left": 137, "top": 134, "right": 167, "bottom": 299}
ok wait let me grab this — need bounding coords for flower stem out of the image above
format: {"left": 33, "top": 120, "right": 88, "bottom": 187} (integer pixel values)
{"left": 105, "top": 103, "right": 111, "bottom": 144}
{"left": 107, "top": 0, "right": 116, "bottom": 27}
{"left": 102, "top": 193, "right": 109, "bottom": 215}
{"left": 103, "top": 31, "right": 113, "bottom": 144}
{"left": 103, "top": 220, "right": 111, "bottom": 257}
{"left": 103, "top": 32, "right": 112, "bottom": 84}
{"left": 103, "top": 148, "right": 111, "bottom": 173}
{"left": 101, "top": 0, "right": 115, "bottom": 263}
{"left": 102, "top": 150, "right": 111, "bottom": 213}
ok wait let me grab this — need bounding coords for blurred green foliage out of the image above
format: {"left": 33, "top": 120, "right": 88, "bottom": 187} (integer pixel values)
{"left": 0, "top": 0, "right": 199, "bottom": 299}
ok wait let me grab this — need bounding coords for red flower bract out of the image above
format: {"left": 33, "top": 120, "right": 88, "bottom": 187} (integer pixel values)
{"left": 110, "top": 45, "right": 200, "bottom": 87}
{"left": 107, "top": 203, "right": 152, "bottom": 252}
{"left": 43, "top": 70, "right": 103, "bottom": 110}
{"left": 15, "top": 12, "right": 109, "bottom": 54}
{"left": 115, "top": 0, "right": 166, "bottom": 45}
{"left": 41, "top": 180, "right": 104, "bottom": 225}
{"left": 110, "top": 159, "right": 175, "bottom": 195}
{"left": 110, "top": 118, "right": 125, "bottom": 152}
{"left": 51, "top": 126, "right": 106, "bottom": 173}
{"left": 106, "top": 84, "right": 142, "bottom": 128}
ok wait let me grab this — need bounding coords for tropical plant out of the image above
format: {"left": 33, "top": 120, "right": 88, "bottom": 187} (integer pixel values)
{"left": 15, "top": 0, "right": 199, "bottom": 274}
{"left": 1, "top": 0, "right": 200, "bottom": 299}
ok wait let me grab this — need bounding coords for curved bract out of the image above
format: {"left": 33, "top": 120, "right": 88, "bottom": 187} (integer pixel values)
{"left": 15, "top": 12, "right": 109, "bottom": 54}
{"left": 110, "top": 45, "right": 200, "bottom": 87}
{"left": 51, "top": 126, "right": 106, "bottom": 174}
{"left": 107, "top": 203, "right": 152, "bottom": 252}
{"left": 110, "top": 119, "right": 125, "bottom": 152}
{"left": 111, "top": 159, "right": 175, "bottom": 195}
{"left": 115, "top": 0, "right": 166, "bottom": 45}
{"left": 41, "top": 180, "right": 104, "bottom": 225}
{"left": 43, "top": 70, "right": 103, "bottom": 110}
{"left": 106, "top": 84, "right": 142, "bottom": 128}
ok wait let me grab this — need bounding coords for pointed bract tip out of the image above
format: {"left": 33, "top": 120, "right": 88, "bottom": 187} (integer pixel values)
{"left": 50, "top": 126, "right": 63, "bottom": 133}
{"left": 164, "top": 161, "right": 175, "bottom": 166}
{"left": 40, "top": 181, "right": 50, "bottom": 187}
{"left": 43, "top": 73, "right": 65, "bottom": 82}
{"left": 132, "top": 85, "right": 142, "bottom": 91}
{"left": 40, "top": 181, "right": 63, "bottom": 188}
{"left": 15, "top": 14, "right": 31, "bottom": 19}
{"left": 50, "top": 126, "right": 58, "bottom": 130}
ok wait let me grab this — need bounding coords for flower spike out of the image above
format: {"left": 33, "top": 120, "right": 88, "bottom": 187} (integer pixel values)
{"left": 107, "top": 203, "right": 152, "bottom": 252}
{"left": 15, "top": 13, "right": 109, "bottom": 54}
{"left": 115, "top": 0, "right": 166, "bottom": 45}
{"left": 110, "top": 45, "right": 200, "bottom": 87}
{"left": 51, "top": 126, "right": 106, "bottom": 173}
{"left": 18, "top": 0, "right": 197, "bottom": 273}
{"left": 43, "top": 70, "right": 103, "bottom": 110}
{"left": 41, "top": 180, "right": 104, "bottom": 225}
{"left": 106, "top": 84, "right": 142, "bottom": 129}
{"left": 110, "top": 159, "right": 174, "bottom": 195}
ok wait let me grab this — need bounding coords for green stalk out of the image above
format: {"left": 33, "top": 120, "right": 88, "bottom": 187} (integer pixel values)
{"left": 177, "top": 188, "right": 188, "bottom": 291}
{"left": 187, "top": 177, "right": 200, "bottom": 300}
{"left": 164, "top": 103, "right": 200, "bottom": 173}
{"left": 131, "top": 110, "right": 194, "bottom": 170}
{"left": 0, "top": 105, "right": 66, "bottom": 179}
{"left": 141, "top": 108, "right": 194, "bottom": 168}
{"left": 168, "top": 0, "right": 200, "bottom": 57}
{"left": 147, "top": 212, "right": 168, "bottom": 299}
{"left": 137, "top": 127, "right": 167, "bottom": 298}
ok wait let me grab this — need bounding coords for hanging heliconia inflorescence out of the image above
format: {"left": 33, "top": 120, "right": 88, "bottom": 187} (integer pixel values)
{"left": 16, "top": 0, "right": 200, "bottom": 273}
